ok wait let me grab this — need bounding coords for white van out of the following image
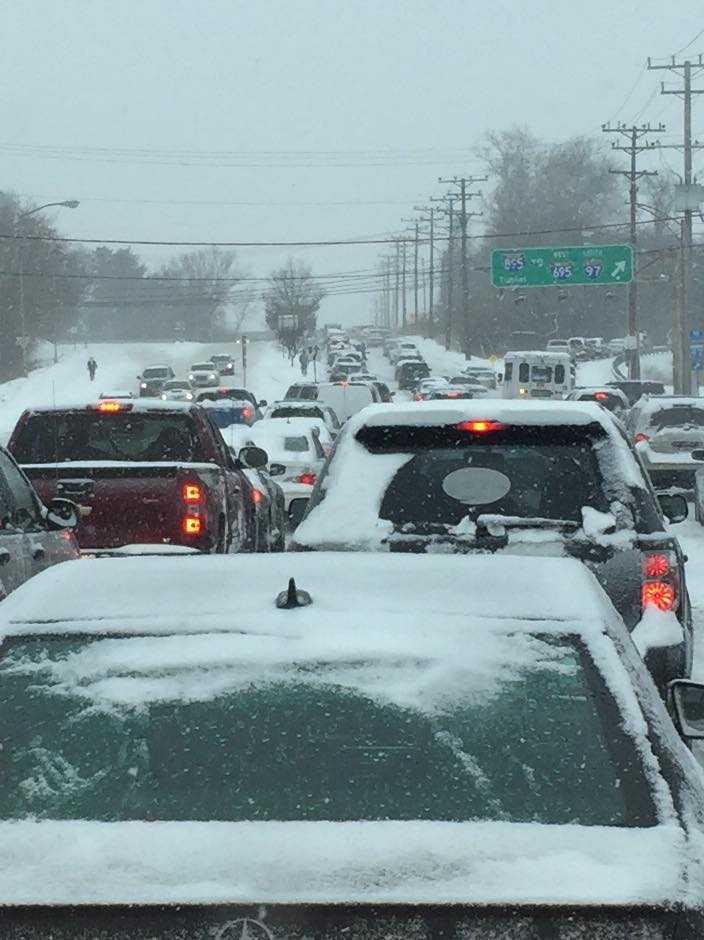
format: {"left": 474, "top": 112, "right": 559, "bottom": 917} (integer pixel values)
{"left": 283, "top": 381, "right": 376, "bottom": 421}
{"left": 502, "top": 351, "right": 574, "bottom": 400}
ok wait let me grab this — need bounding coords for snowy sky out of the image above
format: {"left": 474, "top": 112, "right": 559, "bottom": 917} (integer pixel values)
{"left": 1, "top": 1, "right": 703, "bottom": 326}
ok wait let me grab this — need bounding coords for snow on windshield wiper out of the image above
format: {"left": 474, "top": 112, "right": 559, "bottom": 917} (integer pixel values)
{"left": 475, "top": 515, "right": 579, "bottom": 533}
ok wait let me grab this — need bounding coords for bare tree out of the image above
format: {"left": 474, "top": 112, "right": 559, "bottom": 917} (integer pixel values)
{"left": 263, "top": 259, "right": 324, "bottom": 354}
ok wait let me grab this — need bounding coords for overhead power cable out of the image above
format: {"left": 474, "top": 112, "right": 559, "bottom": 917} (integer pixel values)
{"left": 0, "top": 214, "right": 679, "bottom": 249}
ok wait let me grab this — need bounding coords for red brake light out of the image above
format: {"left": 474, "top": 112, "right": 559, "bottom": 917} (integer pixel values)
{"left": 594, "top": 391, "right": 608, "bottom": 401}
{"left": 297, "top": 472, "right": 317, "bottom": 486}
{"left": 252, "top": 488, "right": 264, "bottom": 505}
{"left": 182, "top": 516, "right": 202, "bottom": 535}
{"left": 456, "top": 420, "right": 505, "bottom": 433}
{"left": 182, "top": 483, "right": 203, "bottom": 504}
{"left": 643, "top": 553, "right": 670, "bottom": 578}
{"left": 634, "top": 432, "right": 649, "bottom": 444}
{"left": 446, "top": 391, "right": 461, "bottom": 398}
{"left": 242, "top": 407, "right": 253, "bottom": 419}
{"left": 642, "top": 581, "right": 676, "bottom": 612}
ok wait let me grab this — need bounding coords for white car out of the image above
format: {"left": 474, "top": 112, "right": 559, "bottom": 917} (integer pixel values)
{"left": 264, "top": 400, "right": 342, "bottom": 438}
{"left": 188, "top": 362, "right": 220, "bottom": 388}
{"left": 627, "top": 396, "right": 704, "bottom": 492}
{"left": 390, "top": 342, "right": 420, "bottom": 365}
{"left": 247, "top": 416, "right": 331, "bottom": 486}
{"left": 160, "top": 379, "right": 195, "bottom": 402}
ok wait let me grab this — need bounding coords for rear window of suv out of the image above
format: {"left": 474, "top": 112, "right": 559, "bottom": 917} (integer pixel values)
{"left": 649, "top": 406, "right": 704, "bottom": 430}
{"left": 12, "top": 412, "right": 206, "bottom": 464}
{"left": 356, "top": 424, "right": 611, "bottom": 526}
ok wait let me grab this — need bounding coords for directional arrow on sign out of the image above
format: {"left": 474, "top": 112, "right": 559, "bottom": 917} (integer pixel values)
{"left": 611, "top": 261, "right": 627, "bottom": 279}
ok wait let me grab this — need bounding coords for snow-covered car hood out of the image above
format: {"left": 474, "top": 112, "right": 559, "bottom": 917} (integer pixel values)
{"left": 0, "top": 819, "right": 691, "bottom": 906}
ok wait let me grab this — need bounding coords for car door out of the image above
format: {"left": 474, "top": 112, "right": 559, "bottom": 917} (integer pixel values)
{"left": 0, "top": 449, "right": 74, "bottom": 580}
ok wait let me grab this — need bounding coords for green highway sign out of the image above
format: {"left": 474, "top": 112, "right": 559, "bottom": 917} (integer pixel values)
{"left": 490, "top": 244, "right": 633, "bottom": 288}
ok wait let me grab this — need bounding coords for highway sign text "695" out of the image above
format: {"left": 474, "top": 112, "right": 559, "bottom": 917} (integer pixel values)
{"left": 490, "top": 245, "right": 633, "bottom": 288}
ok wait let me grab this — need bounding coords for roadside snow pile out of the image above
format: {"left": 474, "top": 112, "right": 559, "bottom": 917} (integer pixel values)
{"left": 409, "top": 337, "right": 494, "bottom": 376}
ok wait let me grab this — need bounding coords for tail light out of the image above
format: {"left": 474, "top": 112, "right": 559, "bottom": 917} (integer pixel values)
{"left": 594, "top": 391, "right": 608, "bottom": 401}
{"left": 182, "top": 483, "right": 203, "bottom": 504}
{"left": 182, "top": 516, "right": 202, "bottom": 535}
{"left": 242, "top": 406, "right": 253, "bottom": 420}
{"left": 642, "top": 550, "right": 679, "bottom": 612}
{"left": 297, "top": 472, "right": 317, "bottom": 486}
{"left": 643, "top": 553, "right": 671, "bottom": 578}
{"left": 634, "top": 432, "right": 649, "bottom": 444}
{"left": 642, "top": 581, "right": 676, "bottom": 612}
{"left": 252, "top": 488, "right": 264, "bottom": 505}
{"left": 456, "top": 420, "right": 506, "bottom": 433}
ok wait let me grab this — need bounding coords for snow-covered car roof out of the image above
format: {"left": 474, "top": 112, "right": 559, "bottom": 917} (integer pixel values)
{"left": 199, "top": 398, "right": 251, "bottom": 410}
{"left": 0, "top": 552, "right": 622, "bottom": 639}
{"left": 19, "top": 399, "right": 197, "bottom": 414}
{"left": 349, "top": 399, "right": 616, "bottom": 428}
{"left": 633, "top": 395, "right": 704, "bottom": 418}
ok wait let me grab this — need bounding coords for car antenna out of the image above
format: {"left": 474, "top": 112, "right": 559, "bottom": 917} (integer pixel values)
{"left": 276, "top": 577, "right": 312, "bottom": 609}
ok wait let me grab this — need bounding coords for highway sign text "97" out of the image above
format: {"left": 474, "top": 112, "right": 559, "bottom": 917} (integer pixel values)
{"left": 491, "top": 245, "right": 633, "bottom": 288}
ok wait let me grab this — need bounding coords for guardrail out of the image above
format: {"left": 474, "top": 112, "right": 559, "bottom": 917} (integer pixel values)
{"left": 611, "top": 347, "right": 670, "bottom": 381}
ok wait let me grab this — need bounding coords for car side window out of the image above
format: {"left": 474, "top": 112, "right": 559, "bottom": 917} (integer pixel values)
{"left": 0, "top": 451, "right": 42, "bottom": 530}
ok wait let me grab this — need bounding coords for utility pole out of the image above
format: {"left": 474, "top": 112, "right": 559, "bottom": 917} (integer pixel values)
{"left": 432, "top": 195, "right": 456, "bottom": 349}
{"left": 438, "top": 176, "right": 486, "bottom": 357}
{"left": 393, "top": 240, "right": 401, "bottom": 329}
{"left": 601, "top": 122, "right": 662, "bottom": 380}
{"left": 401, "top": 218, "right": 420, "bottom": 327}
{"left": 401, "top": 240, "right": 408, "bottom": 330}
{"left": 648, "top": 54, "right": 704, "bottom": 393}
{"left": 414, "top": 205, "right": 436, "bottom": 336}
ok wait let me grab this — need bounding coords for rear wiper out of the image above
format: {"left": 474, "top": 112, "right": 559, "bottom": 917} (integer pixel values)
{"left": 475, "top": 514, "right": 580, "bottom": 533}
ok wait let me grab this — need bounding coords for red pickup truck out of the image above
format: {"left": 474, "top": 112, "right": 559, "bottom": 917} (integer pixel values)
{"left": 8, "top": 400, "right": 265, "bottom": 553}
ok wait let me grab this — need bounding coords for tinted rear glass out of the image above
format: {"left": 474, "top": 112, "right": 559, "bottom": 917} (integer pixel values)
{"left": 650, "top": 406, "right": 704, "bottom": 430}
{"left": 12, "top": 412, "right": 205, "bottom": 463}
{"left": 142, "top": 368, "right": 169, "bottom": 379}
{"left": 357, "top": 424, "right": 610, "bottom": 525}
{"left": 271, "top": 405, "right": 323, "bottom": 420}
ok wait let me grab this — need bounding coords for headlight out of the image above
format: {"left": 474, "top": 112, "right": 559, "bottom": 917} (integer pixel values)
{"left": 140, "top": 383, "right": 147, "bottom": 389}
{"left": 186, "top": 393, "right": 193, "bottom": 400}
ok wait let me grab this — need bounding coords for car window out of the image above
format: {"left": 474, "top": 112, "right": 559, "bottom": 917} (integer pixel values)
{"left": 518, "top": 363, "right": 529, "bottom": 382}
{"left": 357, "top": 424, "right": 611, "bottom": 526}
{"left": 12, "top": 413, "right": 206, "bottom": 464}
{"left": 649, "top": 406, "right": 704, "bottom": 430}
{"left": 283, "top": 435, "right": 310, "bottom": 452}
{"left": 143, "top": 368, "right": 169, "bottom": 379}
{"left": 555, "top": 365, "right": 566, "bottom": 383}
{"left": 0, "top": 635, "right": 655, "bottom": 827}
{"left": 0, "top": 451, "right": 38, "bottom": 528}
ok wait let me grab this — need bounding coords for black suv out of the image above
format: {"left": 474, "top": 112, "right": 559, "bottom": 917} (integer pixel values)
{"left": 293, "top": 401, "right": 692, "bottom": 692}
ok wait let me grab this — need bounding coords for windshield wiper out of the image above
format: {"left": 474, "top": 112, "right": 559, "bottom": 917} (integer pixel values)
{"left": 475, "top": 514, "right": 580, "bottom": 533}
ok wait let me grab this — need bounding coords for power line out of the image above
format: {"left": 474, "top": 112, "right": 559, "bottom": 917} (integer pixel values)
{"left": 675, "top": 27, "right": 704, "bottom": 56}
{"left": 607, "top": 66, "right": 647, "bottom": 123}
{"left": 0, "top": 214, "right": 677, "bottom": 250}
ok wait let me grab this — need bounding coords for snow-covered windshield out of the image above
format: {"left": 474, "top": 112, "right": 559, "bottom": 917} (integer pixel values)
{"left": 0, "top": 634, "right": 655, "bottom": 827}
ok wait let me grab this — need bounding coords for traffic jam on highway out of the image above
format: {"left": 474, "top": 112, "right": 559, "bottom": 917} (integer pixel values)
{"left": 5, "top": 322, "right": 704, "bottom": 937}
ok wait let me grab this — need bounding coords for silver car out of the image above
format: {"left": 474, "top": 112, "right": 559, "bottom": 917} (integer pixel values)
{"left": 628, "top": 396, "right": 704, "bottom": 490}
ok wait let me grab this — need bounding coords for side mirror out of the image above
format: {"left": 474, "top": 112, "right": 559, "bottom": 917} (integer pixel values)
{"left": 497, "top": 373, "right": 503, "bottom": 383}
{"left": 269, "top": 463, "right": 286, "bottom": 477}
{"left": 238, "top": 445, "right": 268, "bottom": 470}
{"left": 44, "top": 497, "right": 78, "bottom": 530}
{"left": 657, "top": 492, "right": 688, "bottom": 524}
{"left": 669, "top": 679, "right": 704, "bottom": 740}
{"left": 691, "top": 450, "right": 704, "bottom": 462}
{"left": 258, "top": 399, "right": 268, "bottom": 408}
{"left": 288, "top": 497, "right": 309, "bottom": 530}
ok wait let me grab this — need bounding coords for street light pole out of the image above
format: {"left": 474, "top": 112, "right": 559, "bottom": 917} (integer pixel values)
{"left": 14, "top": 200, "right": 79, "bottom": 376}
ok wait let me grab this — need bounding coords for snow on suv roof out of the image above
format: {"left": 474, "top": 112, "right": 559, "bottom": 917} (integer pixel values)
{"left": 634, "top": 395, "right": 704, "bottom": 418}
{"left": 354, "top": 399, "right": 613, "bottom": 429}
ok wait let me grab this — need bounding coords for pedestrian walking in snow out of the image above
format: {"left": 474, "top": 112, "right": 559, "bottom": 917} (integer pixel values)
{"left": 299, "top": 349, "right": 310, "bottom": 376}
{"left": 87, "top": 357, "right": 97, "bottom": 381}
